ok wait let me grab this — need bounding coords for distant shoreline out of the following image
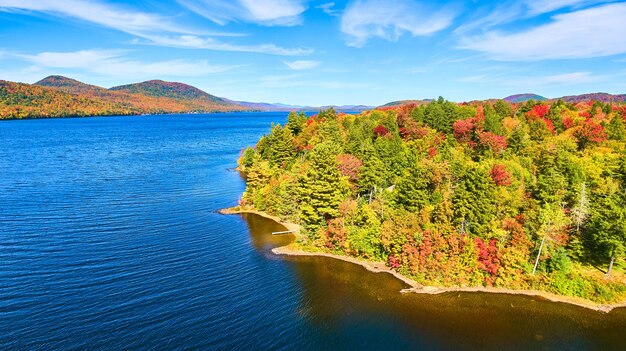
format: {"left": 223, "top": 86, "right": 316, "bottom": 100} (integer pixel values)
{"left": 220, "top": 206, "right": 626, "bottom": 314}
{"left": 0, "top": 110, "right": 267, "bottom": 122}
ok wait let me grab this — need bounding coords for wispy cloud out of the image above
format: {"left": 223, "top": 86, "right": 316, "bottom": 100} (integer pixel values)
{"left": 459, "top": 3, "right": 626, "bottom": 60}
{"left": 17, "top": 49, "right": 240, "bottom": 77}
{"left": 317, "top": 2, "right": 339, "bottom": 16}
{"left": 0, "top": 0, "right": 196, "bottom": 35}
{"left": 0, "top": 0, "right": 310, "bottom": 56}
{"left": 456, "top": 0, "right": 615, "bottom": 34}
{"left": 524, "top": 0, "right": 615, "bottom": 15}
{"left": 340, "top": 0, "right": 457, "bottom": 47}
{"left": 284, "top": 60, "right": 321, "bottom": 70}
{"left": 137, "top": 34, "right": 312, "bottom": 56}
{"left": 454, "top": 2, "right": 526, "bottom": 34}
{"left": 177, "top": 0, "right": 307, "bottom": 26}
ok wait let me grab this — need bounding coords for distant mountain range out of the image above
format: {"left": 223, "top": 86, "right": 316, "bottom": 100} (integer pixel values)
{"left": 0, "top": 75, "right": 373, "bottom": 119}
{"left": 222, "top": 98, "right": 373, "bottom": 112}
{"left": 502, "top": 92, "right": 626, "bottom": 103}
{"left": 1, "top": 75, "right": 625, "bottom": 120}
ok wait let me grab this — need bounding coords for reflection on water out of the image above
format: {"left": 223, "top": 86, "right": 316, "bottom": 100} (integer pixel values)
{"left": 239, "top": 213, "right": 294, "bottom": 254}
{"left": 242, "top": 213, "right": 626, "bottom": 350}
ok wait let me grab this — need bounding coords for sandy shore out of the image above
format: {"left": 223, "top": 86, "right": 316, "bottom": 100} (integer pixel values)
{"left": 220, "top": 206, "right": 626, "bottom": 313}
{"left": 218, "top": 206, "right": 302, "bottom": 233}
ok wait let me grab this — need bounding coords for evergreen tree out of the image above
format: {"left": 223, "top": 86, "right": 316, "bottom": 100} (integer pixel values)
{"left": 606, "top": 114, "right": 626, "bottom": 141}
{"left": 587, "top": 183, "right": 626, "bottom": 276}
{"left": 494, "top": 99, "right": 514, "bottom": 118}
{"left": 297, "top": 143, "right": 350, "bottom": 230}
{"left": 483, "top": 104, "right": 504, "bottom": 135}
{"left": 452, "top": 165, "right": 497, "bottom": 238}
{"left": 393, "top": 164, "right": 431, "bottom": 211}
{"left": 357, "top": 155, "right": 386, "bottom": 196}
{"left": 240, "top": 147, "right": 258, "bottom": 169}
{"left": 264, "top": 124, "right": 295, "bottom": 166}
{"left": 287, "top": 111, "right": 307, "bottom": 136}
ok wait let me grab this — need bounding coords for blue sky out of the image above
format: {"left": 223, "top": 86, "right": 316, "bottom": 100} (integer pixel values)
{"left": 1, "top": 0, "right": 626, "bottom": 106}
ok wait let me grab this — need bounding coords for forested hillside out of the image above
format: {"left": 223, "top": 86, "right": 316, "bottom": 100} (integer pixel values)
{"left": 110, "top": 80, "right": 225, "bottom": 102}
{"left": 0, "top": 76, "right": 247, "bottom": 119}
{"left": 239, "top": 98, "right": 626, "bottom": 303}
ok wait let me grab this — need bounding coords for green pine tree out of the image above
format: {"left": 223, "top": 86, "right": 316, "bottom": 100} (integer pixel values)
{"left": 297, "top": 143, "right": 350, "bottom": 231}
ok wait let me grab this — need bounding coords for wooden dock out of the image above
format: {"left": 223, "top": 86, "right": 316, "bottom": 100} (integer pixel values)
{"left": 271, "top": 230, "right": 297, "bottom": 235}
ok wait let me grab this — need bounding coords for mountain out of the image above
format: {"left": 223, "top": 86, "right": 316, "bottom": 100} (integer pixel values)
{"left": 36, "top": 75, "right": 104, "bottom": 95}
{"left": 1, "top": 76, "right": 249, "bottom": 119}
{"left": 1, "top": 80, "right": 135, "bottom": 119}
{"left": 557, "top": 93, "right": 626, "bottom": 103}
{"left": 223, "top": 98, "right": 372, "bottom": 112}
{"left": 503, "top": 92, "right": 626, "bottom": 103}
{"left": 110, "top": 80, "right": 225, "bottom": 103}
{"left": 503, "top": 94, "right": 547, "bottom": 103}
{"left": 380, "top": 99, "right": 433, "bottom": 107}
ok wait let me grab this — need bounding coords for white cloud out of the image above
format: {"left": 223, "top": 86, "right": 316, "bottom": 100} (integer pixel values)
{"left": 317, "top": 2, "right": 339, "bottom": 16}
{"left": 340, "top": 0, "right": 456, "bottom": 47}
{"left": 178, "top": 0, "right": 307, "bottom": 26}
{"left": 455, "top": 0, "right": 614, "bottom": 35}
{"left": 460, "top": 3, "right": 626, "bottom": 60}
{"left": 454, "top": 2, "right": 526, "bottom": 34}
{"left": 138, "top": 34, "right": 312, "bottom": 56}
{"left": 18, "top": 49, "right": 239, "bottom": 77}
{"left": 0, "top": 0, "right": 310, "bottom": 56}
{"left": 524, "top": 0, "right": 614, "bottom": 15}
{"left": 0, "top": 0, "right": 194, "bottom": 35}
{"left": 284, "top": 60, "right": 320, "bottom": 70}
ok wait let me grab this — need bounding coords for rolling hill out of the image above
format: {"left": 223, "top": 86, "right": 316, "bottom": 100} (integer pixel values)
{"left": 0, "top": 76, "right": 249, "bottom": 119}
{"left": 110, "top": 80, "right": 225, "bottom": 103}
{"left": 557, "top": 93, "right": 626, "bottom": 103}
{"left": 380, "top": 99, "right": 433, "bottom": 107}
{"left": 503, "top": 94, "right": 547, "bottom": 103}
{"left": 502, "top": 93, "right": 626, "bottom": 103}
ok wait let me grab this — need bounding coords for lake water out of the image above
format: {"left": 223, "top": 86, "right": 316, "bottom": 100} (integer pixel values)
{"left": 1, "top": 113, "right": 625, "bottom": 350}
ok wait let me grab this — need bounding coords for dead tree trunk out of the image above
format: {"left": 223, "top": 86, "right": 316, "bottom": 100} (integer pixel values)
{"left": 607, "top": 246, "right": 616, "bottom": 278}
{"left": 532, "top": 236, "right": 546, "bottom": 276}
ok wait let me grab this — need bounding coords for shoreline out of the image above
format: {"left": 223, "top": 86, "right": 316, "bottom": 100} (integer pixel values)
{"left": 218, "top": 206, "right": 302, "bottom": 234}
{"left": 219, "top": 206, "right": 626, "bottom": 314}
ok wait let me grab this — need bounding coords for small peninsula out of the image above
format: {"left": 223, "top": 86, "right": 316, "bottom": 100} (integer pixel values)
{"left": 231, "top": 99, "right": 626, "bottom": 306}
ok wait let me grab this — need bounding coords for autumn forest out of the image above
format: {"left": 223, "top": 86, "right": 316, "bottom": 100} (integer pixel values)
{"left": 238, "top": 98, "right": 626, "bottom": 303}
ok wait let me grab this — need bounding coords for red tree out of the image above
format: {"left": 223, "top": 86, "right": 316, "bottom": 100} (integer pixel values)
{"left": 475, "top": 237, "right": 501, "bottom": 286}
{"left": 527, "top": 104, "right": 549, "bottom": 119}
{"left": 453, "top": 118, "right": 476, "bottom": 142}
{"left": 387, "top": 255, "right": 401, "bottom": 269}
{"left": 574, "top": 119, "right": 606, "bottom": 149}
{"left": 478, "top": 132, "right": 508, "bottom": 154}
{"left": 373, "top": 124, "right": 390, "bottom": 136}
{"left": 562, "top": 116, "right": 575, "bottom": 129}
{"left": 336, "top": 154, "right": 363, "bottom": 182}
{"left": 490, "top": 164, "right": 512, "bottom": 186}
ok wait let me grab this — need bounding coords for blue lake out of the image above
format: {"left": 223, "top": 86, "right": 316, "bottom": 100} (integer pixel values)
{"left": 1, "top": 113, "right": 625, "bottom": 350}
